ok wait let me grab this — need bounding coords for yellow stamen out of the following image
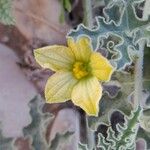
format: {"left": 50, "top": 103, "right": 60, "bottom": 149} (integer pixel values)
{"left": 73, "top": 62, "right": 89, "bottom": 79}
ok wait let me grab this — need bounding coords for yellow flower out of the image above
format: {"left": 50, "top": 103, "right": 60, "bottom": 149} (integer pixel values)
{"left": 34, "top": 36, "right": 114, "bottom": 116}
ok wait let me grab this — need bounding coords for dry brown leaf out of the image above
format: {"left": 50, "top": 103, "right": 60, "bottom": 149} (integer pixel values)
{"left": 13, "top": 0, "right": 70, "bottom": 44}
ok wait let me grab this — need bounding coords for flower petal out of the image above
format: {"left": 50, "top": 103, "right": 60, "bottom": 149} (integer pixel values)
{"left": 45, "top": 72, "right": 78, "bottom": 103}
{"left": 90, "top": 52, "right": 114, "bottom": 81}
{"left": 67, "top": 36, "right": 92, "bottom": 62}
{"left": 34, "top": 45, "right": 75, "bottom": 71}
{"left": 71, "top": 76, "right": 102, "bottom": 116}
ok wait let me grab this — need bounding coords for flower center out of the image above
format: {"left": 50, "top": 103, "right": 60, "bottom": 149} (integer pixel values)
{"left": 73, "top": 61, "right": 89, "bottom": 79}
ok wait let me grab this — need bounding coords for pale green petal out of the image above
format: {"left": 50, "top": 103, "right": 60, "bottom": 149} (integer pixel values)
{"left": 34, "top": 45, "right": 75, "bottom": 71}
{"left": 67, "top": 36, "right": 92, "bottom": 62}
{"left": 90, "top": 52, "right": 114, "bottom": 81}
{"left": 45, "top": 72, "right": 78, "bottom": 103}
{"left": 71, "top": 76, "right": 102, "bottom": 116}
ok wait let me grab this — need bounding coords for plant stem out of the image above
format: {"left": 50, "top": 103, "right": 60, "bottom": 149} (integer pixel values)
{"left": 134, "top": 1, "right": 148, "bottom": 109}
{"left": 85, "top": 116, "right": 95, "bottom": 149}
{"left": 83, "top": 0, "right": 95, "bottom": 149}
{"left": 134, "top": 40, "right": 145, "bottom": 109}
{"left": 83, "top": 0, "right": 93, "bottom": 28}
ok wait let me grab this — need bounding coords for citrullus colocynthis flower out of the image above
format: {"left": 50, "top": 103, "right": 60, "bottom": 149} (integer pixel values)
{"left": 34, "top": 36, "right": 114, "bottom": 116}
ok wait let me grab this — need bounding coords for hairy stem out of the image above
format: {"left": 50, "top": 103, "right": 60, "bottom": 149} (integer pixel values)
{"left": 85, "top": 116, "right": 95, "bottom": 149}
{"left": 134, "top": 40, "right": 145, "bottom": 108}
{"left": 83, "top": 0, "right": 93, "bottom": 28}
{"left": 134, "top": 1, "right": 148, "bottom": 108}
{"left": 83, "top": 0, "right": 95, "bottom": 149}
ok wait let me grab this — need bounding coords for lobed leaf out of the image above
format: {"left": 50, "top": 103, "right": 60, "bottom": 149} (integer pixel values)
{"left": 0, "top": 0, "right": 15, "bottom": 25}
{"left": 68, "top": 0, "right": 150, "bottom": 69}
{"left": 23, "top": 96, "right": 54, "bottom": 149}
{"left": 97, "top": 107, "right": 142, "bottom": 150}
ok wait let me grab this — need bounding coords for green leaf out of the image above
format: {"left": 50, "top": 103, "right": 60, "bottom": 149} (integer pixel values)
{"left": 103, "top": 0, "right": 126, "bottom": 26}
{"left": 23, "top": 96, "right": 54, "bottom": 149}
{"left": 88, "top": 71, "right": 134, "bottom": 130}
{"left": 97, "top": 107, "right": 142, "bottom": 150}
{"left": 78, "top": 142, "right": 88, "bottom": 150}
{"left": 0, "top": 0, "right": 15, "bottom": 25}
{"left": 64, "top": 0, "right": 72, "bottom": 12}
{"left": 0, "top": 96, "right": 56, "bottom": 149}
{"left": 59, "top": 0, "right": 72, "bottom": 23}
{"left": 68, "top": 0, "right": 150, "bottom": 70}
